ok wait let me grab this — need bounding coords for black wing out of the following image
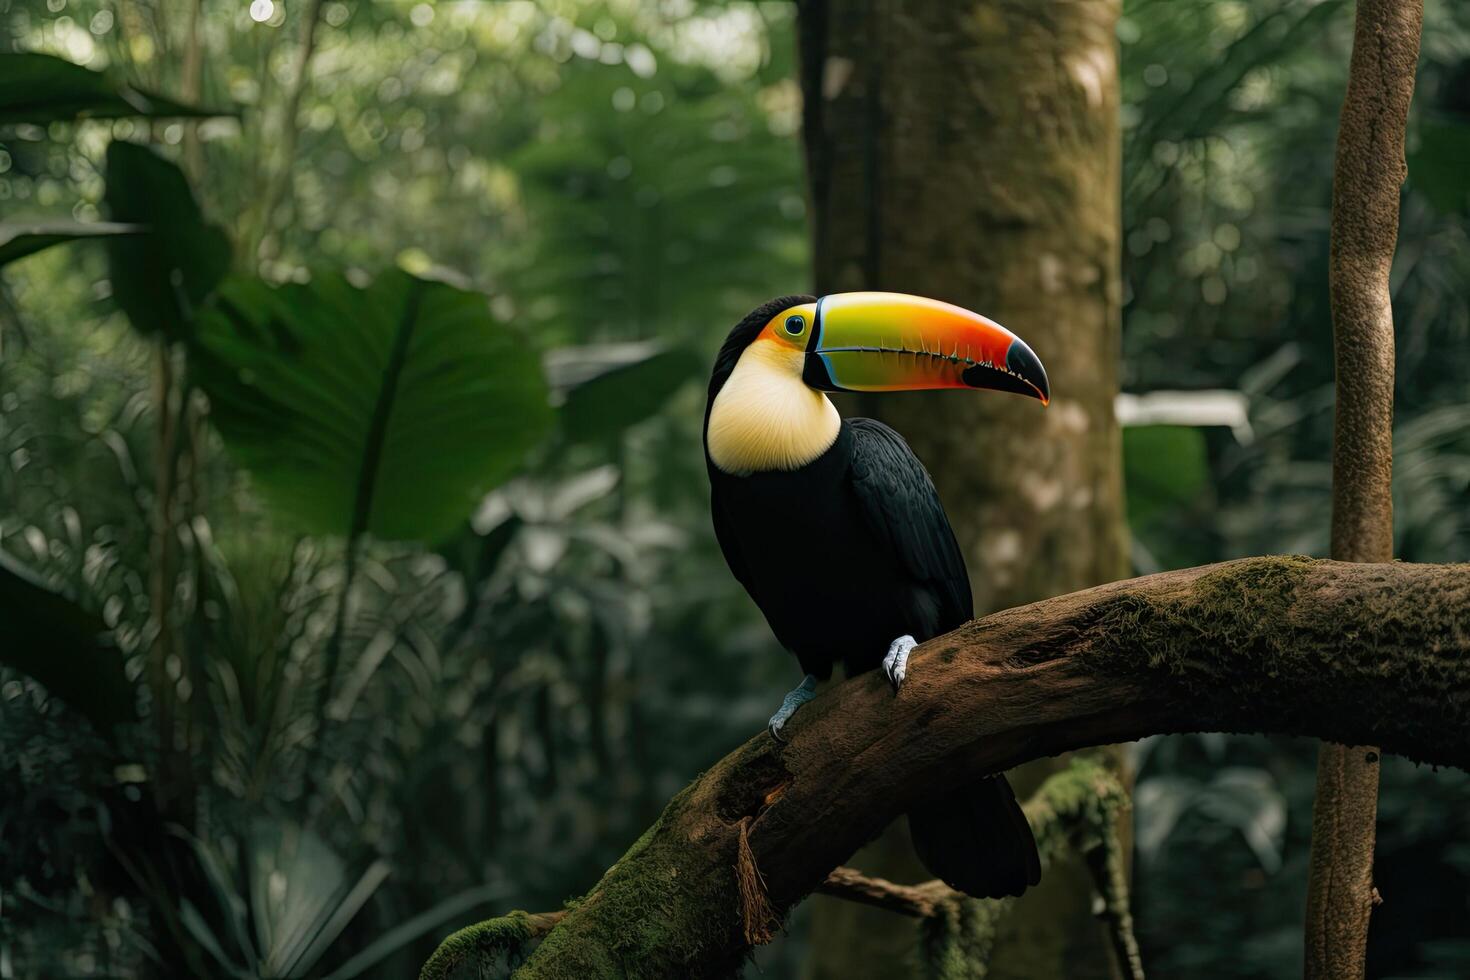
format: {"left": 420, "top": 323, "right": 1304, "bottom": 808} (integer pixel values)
{"left": 709, "top": 488, "right": 755, "bottom": 598}
{"left": 848, "top": 417, "right": 974, "bottom": 631}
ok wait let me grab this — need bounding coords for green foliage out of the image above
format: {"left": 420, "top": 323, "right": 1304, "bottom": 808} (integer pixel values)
{"left": 919, "top": 899, "right": 1005, "bottom": 980}
{"left": 1124, "top": 0, "right": 1346, "bottom": 161}
{"left": 0, "top": 51, "right": 229, "bottom": 124}
{"left": 1, "top": 0, "right": 1465, "bottom": 977}
{"left": 502, "top": 801, "right": 733, "bottom": 980}
{"left": 503, "top": 58, "right": 806, "bottom": 348}
{"left": 1116, "top": 1, "right": 1470, "bottom": 974}
{"left": 0, "top": 549, "right": 134, "bottom": 728}
{"left": 1409, "top": 116, "right": 1470, "bottom": 214}
{"left": 919, "top": 760, "right": 1134, "bottom": 980}
{"left": 553, "top": 344, "right": 704, "bottom": 445}
{"left": 3, "top": 5, "right": 802, "bottom": 978}
{"left": 178, "top": 819, "right": 494, "bottom": 979}
{"left": 418, "top": 912, "right": 537, "bottom": 980}
{"left": 103, "top": 141, "right": 231, "bottom": 340}
{"left": 0, "top": 220, "right": 140, "bottom": 268}
{"left": 1135, "top": 763, "right": 1286, "bottom": 872}
{"left": 434, "top": 513, "right": 522, "bottom": 589}
{"left": 190, "top": 270, "right": 552, "bottom": 544}
{"left": 328, "top": 887, "right": 509, "bottom": 980}
{"left": 1122, "top": 425, "right": 1208, "bottom": 526}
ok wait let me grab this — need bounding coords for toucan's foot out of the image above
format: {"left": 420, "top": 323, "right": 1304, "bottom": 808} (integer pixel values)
{"left": 883, "top": 635, "right": 917, "bottom": 693}
{"left": 768, "top": 675, "right": 819, "bottom": 742}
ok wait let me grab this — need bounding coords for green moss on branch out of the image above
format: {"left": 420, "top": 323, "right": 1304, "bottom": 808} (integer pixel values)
{"left": 430, "top": 558, "right": 1469, "bottom": 980}
{"left": 419, "top": 911, "right": 538, "bottom": 980}
{"left": 919, "top": 758, "right": 1133, "bottom": 980}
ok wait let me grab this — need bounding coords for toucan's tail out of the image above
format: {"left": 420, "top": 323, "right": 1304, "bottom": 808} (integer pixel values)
{"left": 908, "top": 774, "right": 1041, "bottom": 899}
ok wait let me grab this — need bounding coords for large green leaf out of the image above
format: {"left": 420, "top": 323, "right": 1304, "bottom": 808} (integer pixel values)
{"left": 0, "top": 221, "right": 141, "bottom": 268}
{"left": 0, "top": 52, "right": 232, "bottom": 125}
{"left": 547, "top": 343, "right": 703, "bottom": 444}
{"left": 0, "top": 549, "right": 135, "bottom": 729}
{"left": 103, "top": 141, "right": 231, "bottom": 340}
{"left": 191, "top": 270, "right": 553, "bottom": 543}
{"left": 1123, "top": 425, "right": 1209, "bottom": 526}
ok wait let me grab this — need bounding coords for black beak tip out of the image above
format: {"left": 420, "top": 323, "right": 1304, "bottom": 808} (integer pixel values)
{"left": 1006, "top": 339, "right": 1050, "bottom": 404}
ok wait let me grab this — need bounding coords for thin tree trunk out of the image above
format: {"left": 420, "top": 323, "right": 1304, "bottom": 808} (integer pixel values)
{"left": 1304, "top": 1, "right": 1422, "bottom": 976}
{"left": 799, "top": 1, "right": 1127, "bottom": 976}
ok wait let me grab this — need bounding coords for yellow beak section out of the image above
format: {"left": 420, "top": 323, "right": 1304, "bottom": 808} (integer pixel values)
{"left": 802, "top": 292, "right": 1050, "bottom": 404}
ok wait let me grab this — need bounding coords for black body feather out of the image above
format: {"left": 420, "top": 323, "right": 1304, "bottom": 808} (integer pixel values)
{"left": 706, "top": 360, "right": 1040, "bottom": 898}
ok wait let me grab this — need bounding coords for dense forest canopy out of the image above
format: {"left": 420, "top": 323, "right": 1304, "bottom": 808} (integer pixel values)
{"left": 2, "top": 0, "right": 1468, "bottom": 977}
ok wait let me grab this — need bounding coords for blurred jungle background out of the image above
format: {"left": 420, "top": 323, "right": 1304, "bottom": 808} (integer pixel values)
{"left": 2, "top": 0, "right": 1468, "bottom": 977}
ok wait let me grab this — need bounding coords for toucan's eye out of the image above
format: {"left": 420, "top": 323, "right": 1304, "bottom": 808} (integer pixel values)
{"left": 784, "top": 315, "right": 806, "bottom": 337}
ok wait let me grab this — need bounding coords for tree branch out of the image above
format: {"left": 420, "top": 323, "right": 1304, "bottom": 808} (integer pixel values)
{"left": 444, "top": 557, "right": 1467, "bottom": 979}
{"left": 817, "top": 867, "right": 951, "bottom": 918}
{"left": 421, "top": 910, "right": 568, "bottom": 980}
{"left": 820, "top": 758, "right": 1142, "bottom": 980}
{"left": 427, "top": 760, "right": 1134, "bottom": 979}
{"left": 817, "top": 754, "right": 1132, "bottom": 921}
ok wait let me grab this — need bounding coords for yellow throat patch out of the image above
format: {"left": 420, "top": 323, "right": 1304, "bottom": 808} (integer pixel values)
{"left": 706, "top": 339, "right": 841, "bottom": 475}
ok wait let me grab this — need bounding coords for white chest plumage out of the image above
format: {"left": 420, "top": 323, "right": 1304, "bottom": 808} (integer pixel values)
{"left": 706, "top": 340, "right": 841, "bottom": 476}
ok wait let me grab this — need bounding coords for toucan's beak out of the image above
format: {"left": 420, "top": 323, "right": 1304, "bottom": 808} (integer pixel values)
{"left": 800, "top": 291, "right": 1049, "bottom": 405}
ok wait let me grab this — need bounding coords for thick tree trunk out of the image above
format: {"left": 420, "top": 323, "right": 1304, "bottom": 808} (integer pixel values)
{"left": 798, "top": 1, "right": 1126, "bottom": 975}
{"left": 1304, "top": 1, "right": 1423, "bottom": 976}
{"left": 507, "top": 557, "right": 1470, "bottom": 980}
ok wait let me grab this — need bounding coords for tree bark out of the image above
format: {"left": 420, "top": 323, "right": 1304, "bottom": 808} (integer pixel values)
{"left": 508, "top": 557, "right": 1470, "bottom": 980}
{"left": 1305, "top": 2, "right": 1422, "bottom": 977}
{"left": 798, "top": 1, "right": 1127, "bottom": 975}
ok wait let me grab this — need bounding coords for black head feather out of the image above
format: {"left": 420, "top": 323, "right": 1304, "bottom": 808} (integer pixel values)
{"left": 705, "top": 295, "right": 816, "bottom": 423}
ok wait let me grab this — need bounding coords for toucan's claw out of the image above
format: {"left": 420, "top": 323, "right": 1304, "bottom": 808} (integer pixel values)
{"left": 768, "top": 674, "right": 819, "bottom": 742}
{"left": 883, "top": 635, "right": 917, "bottom": 693}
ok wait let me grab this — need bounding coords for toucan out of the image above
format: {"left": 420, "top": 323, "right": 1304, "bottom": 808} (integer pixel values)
{"left": 703, "top": 291, "right": 1049, "bottom": 899}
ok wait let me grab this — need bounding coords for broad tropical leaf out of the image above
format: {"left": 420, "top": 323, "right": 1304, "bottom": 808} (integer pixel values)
{"left": 178, "top": 818, "right": 500, "bottom": 980}
{"left": 180, "top": 821, "right": 387, "bottom": 978}
{"left": 191, "top": 269, "right": 553, "bottom": 543}
{"left": 0, "top": 549, "right": 135, "bottom": 728}
{"left": 104, "top": 141, "right": 231, "bottom": 340}
{"left": 0, "top": 221, "right": 141, "bottom": 268}
{"left": 547, "top": 342, "right": 702, "bottom": 444}
{"left": 0, "top": 52, "right": 231, "bottom": 124}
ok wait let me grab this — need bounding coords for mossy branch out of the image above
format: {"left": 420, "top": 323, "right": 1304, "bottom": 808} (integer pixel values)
{"left": 433, "top": 762, "right": 1135, "bottom": 979}
{"left": 426, "top": 557, "right": 1469, "bottom": 979}
{"left": 420, "top": 910, "right": 567, "bottom": 980}
{"left": 816, "top": 761, "right": 1145, "bottom": 979}
{"left": 817, "top": 867, "right": 952, "bottom": 918}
